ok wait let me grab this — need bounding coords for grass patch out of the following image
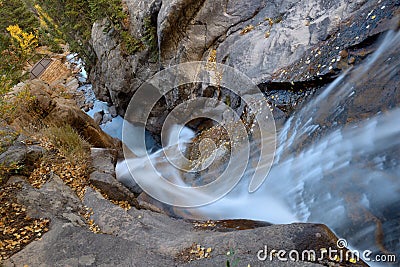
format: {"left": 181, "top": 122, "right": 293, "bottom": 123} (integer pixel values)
{"left": 41, "top": 124, "right": 90, "bottom": 164}
{"left": 1, "top": 86, "right": 37, "bottom": 126}
{"left": 29, "top": 124, "right": 92, "bottom": 198}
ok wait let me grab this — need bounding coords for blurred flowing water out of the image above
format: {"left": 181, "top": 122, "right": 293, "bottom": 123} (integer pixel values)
{"left": 67, "top": 53, "right": 125, "bottom": 139}
{"left": 116, "top": 31, "right": 400, "bottom": 261}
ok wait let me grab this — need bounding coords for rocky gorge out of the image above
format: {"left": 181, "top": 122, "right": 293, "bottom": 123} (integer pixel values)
{"left": 0, "top": 63, "right": 364, "bottom": 266}
{"left": 90, "top": 0, "right": 399, "bottom": 129}
{"left": 1, "top": 0, "right": 400, "bottom": 266}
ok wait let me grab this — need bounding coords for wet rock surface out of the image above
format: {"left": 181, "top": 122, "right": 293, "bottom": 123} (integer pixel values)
{"left": 2, "top": 1, "right": 399, "bottom": 266}
{"left": 260, "top": 0, "right": 400, "bottom": 116}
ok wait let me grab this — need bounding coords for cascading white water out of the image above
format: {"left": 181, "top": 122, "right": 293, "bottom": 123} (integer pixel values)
{"left": 116, "top": 31, "right": 400, "bottom": 261}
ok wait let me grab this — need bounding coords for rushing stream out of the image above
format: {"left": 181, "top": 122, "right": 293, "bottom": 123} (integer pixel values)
{"left": 66, "top": 54, "right": 125, "bottom": 140}
{"left": 74, "top": 31, "right": 399, "bottom": 264}
{"left": 185, "top": 31, "right": 400, "bottom": 261}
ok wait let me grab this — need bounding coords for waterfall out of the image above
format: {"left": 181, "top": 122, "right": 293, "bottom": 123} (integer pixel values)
{"left": 116, "top": 31, "right": 400, "bottom": 261}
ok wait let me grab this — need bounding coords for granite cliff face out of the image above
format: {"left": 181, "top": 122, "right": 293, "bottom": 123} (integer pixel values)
{"left": 90, "top": 0, "right": 399, "bottom": 135}
{"left": 90, "top": 0, "right": 161, "bottom": 116}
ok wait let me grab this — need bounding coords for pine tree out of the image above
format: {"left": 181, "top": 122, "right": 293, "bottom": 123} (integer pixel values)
{"left": 0, "top": 0, "right": 39, "bottom": 34}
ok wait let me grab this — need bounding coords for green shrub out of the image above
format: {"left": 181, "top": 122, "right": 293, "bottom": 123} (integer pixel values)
{"left": 88, "top": 0, "right": 126, "bottom": 24}
{"left": 142, "top": 16, "right": 158, "bottom": 61}
{"left": 120, "top": 30, "right": 144, "bottom": 55}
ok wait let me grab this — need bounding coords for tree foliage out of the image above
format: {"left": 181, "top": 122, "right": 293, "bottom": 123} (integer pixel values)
{"left": 0, "top": 1, "right": 40, "bottom": 123}
{"left": 0, "top": 0, "right": 39, "bottom": 34}
{"left": 0, "top": 0, "right": 158, "bottom": 89}
{"left": 6, "top": 25, "right": 38, "bottom": 54}
{"left": 32, "top": 0, "right": 94, "bottom": 64}
{"left": 30, "top": 0, "right": 145, "bottom": 64}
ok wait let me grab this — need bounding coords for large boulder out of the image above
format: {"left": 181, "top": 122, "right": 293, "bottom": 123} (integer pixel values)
{"left": 12, "top": 174, "right": 85, "bottom": 226}
{"left": 0, "top": 138, "right": 45, "bottom": 182}
{"left": 89, "top": 148, "right": 139, "bottom": 207}
{"left": 8, "top": 79, "right": 116, "bottom": 148}
{"left": 3, "top": 185, "right": 367, "bottom": 267}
